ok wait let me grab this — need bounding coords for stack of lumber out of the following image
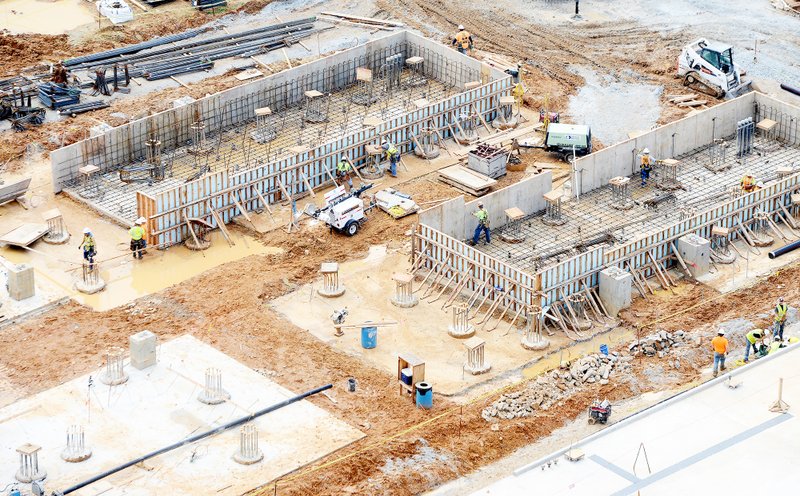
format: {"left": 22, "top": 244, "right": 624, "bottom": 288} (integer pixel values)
{"left": 438, "top": 165, "right": 497, "bottom": 196}
{"left": 319, "top": 12, "right": 402, "bottom": 30}
{"left": 667, "top": 93, "right": 708, "bottom": 108}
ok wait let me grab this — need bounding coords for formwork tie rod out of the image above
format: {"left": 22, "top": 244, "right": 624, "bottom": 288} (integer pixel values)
{"left": 58, "top": 384, "right": 333, "bottom": 495}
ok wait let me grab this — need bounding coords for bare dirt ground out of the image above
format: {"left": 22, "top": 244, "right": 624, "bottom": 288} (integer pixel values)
{"left": 2, "top": 0, "right": 799, "bottom": 494}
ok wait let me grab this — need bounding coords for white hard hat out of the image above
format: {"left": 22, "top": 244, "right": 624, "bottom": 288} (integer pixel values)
{"left": 756, "top": 181, "right": 764, "bottom": 188}
{"left": 135, "top": 217, "right": 146, "bottom": 225}
{"left": 718, "top": 329, "right": 726, "bottom": 336}
{"left": 642, "top": 148, "right": 650, "bottom": 154}
{"left": 779, "top": 296, "right": 785, "bottom": 302}
{"left": 458, "top": 25, "right": 465, "bottom": 30}
{"left": 82, "top": 227, "right": 91, "bottom": 234}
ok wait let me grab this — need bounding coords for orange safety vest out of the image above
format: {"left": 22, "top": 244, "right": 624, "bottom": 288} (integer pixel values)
{"left": 455, "top": 31, "right": 471, "bottom": 50}
{"left": 741, "top": 175, "right": 755, "bottom": 191}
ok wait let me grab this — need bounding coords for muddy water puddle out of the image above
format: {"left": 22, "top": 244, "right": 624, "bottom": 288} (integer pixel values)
{"left": 0, "top": 0, "right": 94, "bottom": 35}
{"left": 1, "top": 232, "right": 282, "bottom": 311}
{"left": 522, "top": 325, "right": 638, "bottom": 379}
{"left": 566, "top": 65, "right": 662, "bottom": 145}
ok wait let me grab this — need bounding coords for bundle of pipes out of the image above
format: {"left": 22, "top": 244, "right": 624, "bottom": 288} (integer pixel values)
{"left": 58, "top": 101, "right": 111, "bottom": 116}
{"left": 135, "top": 29, "right": 318, "bottom": 80}
{"left": 63, "top": 28, "right": 209, "bottom": 67}
{"left": 0, "top": 76, "right": 38, "bottom": 103}
{"left": 64, "top": 18, "right": 317, "bottom": 72}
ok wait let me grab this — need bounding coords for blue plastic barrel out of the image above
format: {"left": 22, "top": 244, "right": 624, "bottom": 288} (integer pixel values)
{"left": 600, "top": 344, "right": 609, "bottom": 356}
{"left": 416, "top": 382, "right": 433, "bottom": 409}
{"left": 361, "top": 325, "right": 377, "bottom": 349}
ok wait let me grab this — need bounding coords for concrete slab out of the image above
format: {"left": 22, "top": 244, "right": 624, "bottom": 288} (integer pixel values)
{"left": 271, "top": 246, "right": 600, "bottom": 398}
{"left": 470, "top": 338, "right": 800, "bottom": 496}
{"left": 0, "top": 223, "right": 49, "bottom": 247}
{"left": 0, "top": 335, "right": 364, "bottom": 495}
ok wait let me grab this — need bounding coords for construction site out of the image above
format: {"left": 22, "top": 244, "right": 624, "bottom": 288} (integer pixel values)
{"left": 2, "top": 0, "right": 800, "bottom": 494}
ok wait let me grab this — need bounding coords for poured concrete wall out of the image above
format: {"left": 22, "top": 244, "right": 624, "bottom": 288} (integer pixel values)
{"left": 574, "top": 92, "right": 757, "bottom": 195}
{"left": 51, "top": 31, "right": 494, "bottom": 192}
{"left": 418, "top": 172, "right": 552, "bottom": 240}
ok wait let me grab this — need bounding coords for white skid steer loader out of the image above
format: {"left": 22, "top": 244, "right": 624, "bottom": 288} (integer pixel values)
{"left": 677, "top": 38, "right": 752, "bottom": 99}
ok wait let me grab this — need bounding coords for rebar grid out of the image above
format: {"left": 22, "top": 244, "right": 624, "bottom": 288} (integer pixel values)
{"left": 62, "top": 71, "right": 455, "bottom": 221}
{"left": 483, "top": 137, "right": 800, "bottom": 272}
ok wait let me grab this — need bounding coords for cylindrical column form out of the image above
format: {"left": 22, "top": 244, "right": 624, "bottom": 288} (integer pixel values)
{"left": 414, "top": 127, "right": 441, "bottom": 159}
{"left": 454, "top": 112, "right": 479, "bottom": 144}
{"left": 189, "top": 121, "right": 211, "bottom": 155}
{"left": 233, "top": 424, "right": 264, "bottom": 465}
{"left": 62, "top": 425, "right": 92, "bottom": 463}
{"left": 390, "top": 273, "right": 418, "bottom": 308}
{"left": 464, "top": 337, "right": 491, "bottom": 374}
{"left": 317, "top": 262, "right": 345, "bottom": 297}
{"left": 448, "top": 303, "right": 475, "bottom": 338}
{"left": 43, "top": 209, "right": 70, "bottom": 244}
{"left": 101, "top": 346, "right": 129, "bottom": 386}
{"left": 76, "top": 260, "right": 106, "bottom": 295}
{"left": 521, "top": 308, "right": 550, "bottom": 350}
{"left": 543, "top": 190, "right": 567, "bottom": 225}
{"left": 198, "top": 367, "right": 231, "bottom": 405}
{"left": 16, "top": 443, "right": 46, "bottom": 483}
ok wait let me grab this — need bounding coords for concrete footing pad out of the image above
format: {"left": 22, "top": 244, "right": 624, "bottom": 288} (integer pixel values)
{"left": 521, "top": 337, "right": 550, "bottom": 350}
{"left": 448, "top": 325, "right": 475, "bottom": 338}
{"left": 317, "top": 287, "right": 346, "bottom": 298}
{"left": 75, "top": 278, "right": 106, "bottom": 294}
{"left": 391, "top": 295, "right": 419, "bottom": 308}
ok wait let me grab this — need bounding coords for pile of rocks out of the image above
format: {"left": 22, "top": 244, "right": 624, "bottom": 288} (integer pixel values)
{"left": 482, "top": 352, "right": 633, "bottom": 421}
{"left": 628, "top": 330, "right": 689, "bottom": 356}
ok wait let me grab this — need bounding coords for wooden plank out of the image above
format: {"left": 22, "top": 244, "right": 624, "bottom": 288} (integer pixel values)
{"left": 230, "top": 190, "right": 253, "bottom": 223}
{"left": 207, "top": 201, "right": 234, "bottom": 247}
{"left": 0, "top": 178, "right": 31, "bottom": 206}
{"left": 319, "top": 11, "right": 404, "bottom": 27}
{"left": 439, "top": 165, "right": 497, "bottom": 189}
{"left": 0, "top": 223, "right": 49, "bottom": 247}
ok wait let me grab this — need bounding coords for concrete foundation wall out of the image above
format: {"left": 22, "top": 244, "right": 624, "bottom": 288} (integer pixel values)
{"left": 575, "top": 92, "right": 757, "bottom": 195}
{"left": 462, "top": 172, "right": 552, "bottom": 240}
{"left": 51, "top": 31, "right": 492, "bottom": 192}
{"left": 418, "top": 172, "right": 552, "bottom": 240}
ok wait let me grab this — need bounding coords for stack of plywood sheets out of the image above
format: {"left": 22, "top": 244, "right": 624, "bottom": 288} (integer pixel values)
{"left": 438, "top": 165, "right": 497, "bottom": 196}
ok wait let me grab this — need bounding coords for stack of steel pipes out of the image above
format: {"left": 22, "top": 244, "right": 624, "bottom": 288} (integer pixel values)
{"left": 62, "top": 18, "right": 320, "bottom": 80}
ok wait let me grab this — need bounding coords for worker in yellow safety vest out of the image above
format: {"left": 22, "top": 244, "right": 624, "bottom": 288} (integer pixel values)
{"left": 744, "top": 328, "right": 766, "bottom": 362}
{"left": 639, "top": 148, "right": 653, "bottom": 186}
{"left": 382, "top": 141, "right": 400, "bottom": 178}
{"left": 78, "top": 227, "right": 97, "bottom": 269}
{"left": 337, "top": 155, "right": 354, "bottom": 191}
{"left": 774, "top": 296, "right": 789, "bottom": 341}
{"left": 740, "top": 171, "right": 757, "bottom": 193}
{"left": 451, "top": 25, "right": 474, "bottom": 55}
{"left": 470, "top": 202, "right": 490, "bottom": 246}
{"left": 129, "top": 217, "right": 147, "bottom": 260}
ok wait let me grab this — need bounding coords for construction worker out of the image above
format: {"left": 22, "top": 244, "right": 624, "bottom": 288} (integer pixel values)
{"left": 639, "top": 148, "right": 653, "bottom": 187}
{"left": 774, "top": 296, "right": 788, "bottom": 341}
{"left": 740, "top": 171, "right": 757, "bottom": 193}
{"left": 337, "top": 154, "right": 354, "bottom": 191}
{"left": 744, "top": 328, "right": 766, "bottom": 362}
{"left": 769, "top": 337, "right": 785, "bottom": 355}
{"left": 451, "top": 25, "right": 474, "bottom": 55}
{"left": 78, "top": 227, "right": 97, "bottom": 269}
{"left": 471, "top": 202, "right": 490, "bottom": 246}
{"left": 129, "top": 217, "right": 147, "bottom": 260}
{"left": 711, "top": 329, "right": 728, "bottom": 377}
{"left": 382, "top": 140, "right": 400, "bottom": 178}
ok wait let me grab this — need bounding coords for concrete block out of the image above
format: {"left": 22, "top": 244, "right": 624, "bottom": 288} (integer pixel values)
{"left": 598, "top": 266, "right": 632, "bottom": 317}
{"left": 7, "top": 263, "right": 34, "bottom": 301}
{"left": 677, "top": 234, "right": 710, "bottom": 277}
{"left": 129, "top": 330, "right": 157, "bottom": 370}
